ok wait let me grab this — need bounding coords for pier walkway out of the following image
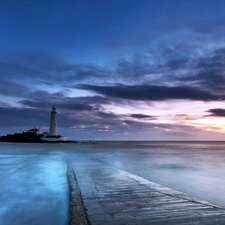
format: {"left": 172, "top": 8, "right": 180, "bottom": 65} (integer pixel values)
{"left": 68, "top": 159, "right": 225, "bottom": 225}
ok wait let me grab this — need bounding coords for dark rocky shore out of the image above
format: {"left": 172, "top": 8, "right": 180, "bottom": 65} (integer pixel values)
{"left": 0, "top": 131, "right": 77, "bottom": 143}
{"left": 0, "top": 131, "right": 43, "bottom": 143}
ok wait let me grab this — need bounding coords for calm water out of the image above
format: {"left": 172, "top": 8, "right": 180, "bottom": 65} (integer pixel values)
{"left": 1, "top": 141, "right": 225, "bottom": 224}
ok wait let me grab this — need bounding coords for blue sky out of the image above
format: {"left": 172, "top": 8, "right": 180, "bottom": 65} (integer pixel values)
{"left": 1, "top": 0, "right": 225, "bottom": 140}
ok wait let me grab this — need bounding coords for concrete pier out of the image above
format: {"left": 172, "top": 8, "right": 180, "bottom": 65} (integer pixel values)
{"left": 68, "top": 159, "right": 225, "bottom": 225}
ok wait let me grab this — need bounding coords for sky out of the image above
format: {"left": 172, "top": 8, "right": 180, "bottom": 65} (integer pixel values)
{"left": 1, "top": 0, "right": 225, "bottom": 140}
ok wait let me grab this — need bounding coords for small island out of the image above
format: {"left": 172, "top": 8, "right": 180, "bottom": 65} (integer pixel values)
{"left": 0, "top": 106, "right": 76, "bottom": 143}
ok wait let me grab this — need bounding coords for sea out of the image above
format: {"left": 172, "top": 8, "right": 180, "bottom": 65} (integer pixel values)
{"left": 1, "top": 141, "right": 225, "bottom": 225}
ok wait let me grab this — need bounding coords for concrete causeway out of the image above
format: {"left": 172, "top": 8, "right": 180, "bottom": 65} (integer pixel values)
{"left": 68, "top": 159, "right": 225, "bottom": 225}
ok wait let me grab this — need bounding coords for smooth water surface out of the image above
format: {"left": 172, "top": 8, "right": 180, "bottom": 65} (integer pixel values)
{"left": 1, "top": 141, "right": 225, "bottom": 224}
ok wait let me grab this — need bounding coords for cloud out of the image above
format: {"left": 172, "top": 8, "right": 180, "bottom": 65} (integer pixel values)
{"left": 96, "top": 111, "right": 119, "bottom": 120}
{"left": 20, "top": 99, "right": 95, "bottom": 111}
{"left": 19, "top": 95, "right": 114, "bottom": 113}
{"left": 130, "top": 114, "right": 155, "bottom": 119}
{"left": 77, "top": 84, "right": 224, "bottom": 101}
{"left": 62, "top": 64, "right": 112, "bottom": 83}
{"left": 177, "top": 48, "right": 225, "bottom": 89}
{"left": 0, "top": 61, "right": 49, "bottom": 81}
{"left": 166, "top": 57, "right": 190, "bottom": 70}
{"left": 0, "top": 42, "right": 198, "bottom": 91}
{"left": 0, "top": 80, "right": 29, "bottom": 97}
{"left": 0, "top": 107, "right": 49, "bottom": 127}
{"left": 206, "top": 108, "right": 225, "bottom": 117}
{"left": 2, "top": 42, "right": 225, "bottom": 97}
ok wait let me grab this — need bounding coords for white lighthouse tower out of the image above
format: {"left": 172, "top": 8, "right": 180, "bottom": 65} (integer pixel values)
{"left": 41, "top": 105, "right": 66, "bottom": 142}
{"left": 49, "top": 105, "right": 57, "bottom": 135}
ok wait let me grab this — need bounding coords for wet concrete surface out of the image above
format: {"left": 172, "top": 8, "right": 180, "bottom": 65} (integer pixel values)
{"left": 68, "top": 158, "right": 225, "bottom": 225}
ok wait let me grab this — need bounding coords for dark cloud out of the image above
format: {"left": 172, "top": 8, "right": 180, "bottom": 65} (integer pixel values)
{"left": 130, "top": 114, "right": 155, "bottom": 119}
{"left": 166, "top": 57, "right": 190, "bottom": 70}
{"left": 111, "top": 45, "right": 225, "bottom": 88}
{"left": 0, "top": 43, "right": 193, "bottom": 89}
{"left": 0, "top": 61, "right": 48, "bottom": 81}
{"left": 2, "top": 43, "right": 225, "bottom": 96}
{"left": 96, "top": 111, "right": 119, "bottom": 120}
{"left": 20, "top": 100, "right": 50, "bottom": 109}
{"left": 19, "top": 95, "right": 114, "bottom": 113}
{"left": 63, "top": 64, "right": 112, "bottom": 83}
{"left": 29, "top": 90, "right": 66, "bottom": 101}
{"left": 206, "top": 108, "right": 225, "bottom": 117}
{"left": 0, "top": 107, "right": 49, "bottom": 127}
{"left": 0, "top": 102, "right": 11, "bottom": 107}
{"left": 196, "top": 71, "right": 225, "bottom": 88}
{"left": 177, "top": 48, "right": 225, "bottom": 90}
{"left": 115, "top": 58, "right": 158, "bottom": 83}
{"left": 176, "top": 114, "right": 187, "bottom": 117}
{"left": 0, "top": 80, "right": 29, "bottom": 97}
{"left": 77, "top": 84, "right": 224, "bottom": 101}
{"left": 20, "top": 100, "right": 95, "bottom": 111}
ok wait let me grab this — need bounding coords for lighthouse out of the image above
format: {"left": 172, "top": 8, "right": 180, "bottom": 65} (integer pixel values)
{"left": 49, "top": 105, "right": 57, "bottom": 135}
{"left": 41, "top": 106, "right": 66, "bottom": 141}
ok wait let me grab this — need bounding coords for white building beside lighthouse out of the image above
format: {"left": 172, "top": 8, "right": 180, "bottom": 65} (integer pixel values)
{"left": 41, "top": 106, "right": 66, "bottom": 142}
